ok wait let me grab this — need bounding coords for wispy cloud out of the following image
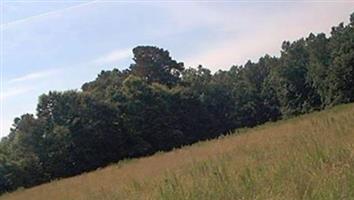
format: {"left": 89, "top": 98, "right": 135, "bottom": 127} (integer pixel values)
{"left": 1, "top": 119, "right": 14, "bottom": 138}
{"left": 93, "top": 49, "right": 132, "bottom": 65}
{"left": 0, "top": 1, "right": 98, "bottom": 30}
{"left": 0, "top": 86, "right": 34, "bottom": 101}
{"left": 8, "top": 69, "right": 60, "bottom": 83}
{"left": 183, "top": 2, "right": 354, "bottom": 71}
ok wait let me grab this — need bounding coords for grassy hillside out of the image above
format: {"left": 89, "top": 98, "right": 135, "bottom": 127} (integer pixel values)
{"left": 1, "top": 103, "right": 354, "bottom": 200}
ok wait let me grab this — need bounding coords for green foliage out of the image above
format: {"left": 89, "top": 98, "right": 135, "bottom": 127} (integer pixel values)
{"left": 271, "top": 39, "right": 321, "bottom": 116}
{"left": 305, "top": 33, "right": 331, "bottom": 107}
{"left": 1, "top": 13, "right": 354, "bottom": 195}
{"left": 130, "top": 46, "right": 184, "bottom": 86}
{"left": 327, "top": 21, "right": 354, "bottom": 105}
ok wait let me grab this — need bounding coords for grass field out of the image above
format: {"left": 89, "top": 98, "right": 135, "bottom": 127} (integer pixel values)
{"left": 1, "top": 103, "right": 354, "bottom": 200}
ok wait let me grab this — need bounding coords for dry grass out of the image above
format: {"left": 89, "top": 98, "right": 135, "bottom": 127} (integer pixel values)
{"left": 1, "top": 103, "right": 354, "bottom": 200}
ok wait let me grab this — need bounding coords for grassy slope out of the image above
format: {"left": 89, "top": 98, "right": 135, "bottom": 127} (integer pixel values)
{"left": 1, "top": 103, "right": 354, "bottom": 200}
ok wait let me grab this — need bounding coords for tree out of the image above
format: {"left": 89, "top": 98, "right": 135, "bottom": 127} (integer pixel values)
{"left": 229, "top": 56, "right": 279, "bottom": 128}
{"left": 305, "top": 33, "right": 331, "bottom": 107}
{"left": 326, "top": 18, "right": 354, "bottom": 105}
{"left": 81, "top": 69, "right": 129, "bottom": 101}
{"left": 2, "top": 114, "right": 47, "bottom": 188}
{"left": 272, "top": 39, "right": 321, "bottom": 116}
{"left": 130, "top": 46, "right": 184, "bottom": 86}
{"left": 37, "top": 91, "right": 125, "bottom": 173}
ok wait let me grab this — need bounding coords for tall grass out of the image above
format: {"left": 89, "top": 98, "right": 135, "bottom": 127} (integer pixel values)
{"left": 1, "top": 103, "right": 354, "bottom": 200}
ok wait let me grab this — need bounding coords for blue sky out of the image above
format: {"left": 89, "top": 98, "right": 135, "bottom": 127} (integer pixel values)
{"left": 1, "top": 1, "right": 354, "bottom": 138}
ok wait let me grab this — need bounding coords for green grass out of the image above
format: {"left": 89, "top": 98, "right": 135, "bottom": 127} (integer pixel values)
{"left": 1, "top": 103, "right": 354, "bottom": 200}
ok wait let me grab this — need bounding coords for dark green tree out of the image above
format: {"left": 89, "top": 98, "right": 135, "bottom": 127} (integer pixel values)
{"left": 130, "top": 46, "right": 184, "bottom": 86}
{"left": 272, "top": 39, "right": 321, "bottom": 116}
{"left": 305, "top": 33, "right": 331, "bottom": 107}
{"left": 326, "top": 18, "right": 354, "bottom": 105}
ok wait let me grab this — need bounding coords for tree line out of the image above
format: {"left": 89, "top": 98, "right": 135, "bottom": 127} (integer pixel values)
{"left": 1, "top": 13, "right": 353, "bottom": 194}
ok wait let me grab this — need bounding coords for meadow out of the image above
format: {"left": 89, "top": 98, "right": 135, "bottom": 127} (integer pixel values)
{"left": 1, "top": 103, "right": 354, "bottom": 200}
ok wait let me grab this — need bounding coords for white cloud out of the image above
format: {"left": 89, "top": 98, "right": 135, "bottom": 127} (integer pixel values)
{"left": 183, "top": 2, "right": 354, "bottom": 72}
{"left": 93, "top": 49, "right": 132, "bottom": 65}
{"left": 0, "top": 86, "right": 34, "bottom": 101}
{"left": 8, "top": 69, "right": 60, "bottom": 83}
{"left": 0, "top": 1, "right": 98, "bottom": 30}
{"left": 0, "top": 119, "right": 14, "bottom": 138}
{"left": 184, "top": 34, "right": 280, "bottom": 72}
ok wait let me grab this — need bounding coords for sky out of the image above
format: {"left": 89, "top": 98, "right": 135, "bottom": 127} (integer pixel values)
{"left": 0, "top": 0, "right": 354, "bottom": 138}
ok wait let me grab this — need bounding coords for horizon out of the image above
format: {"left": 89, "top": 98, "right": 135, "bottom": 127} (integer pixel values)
{"left": 1, "top": 1, "right": 354, "bottom": 138}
